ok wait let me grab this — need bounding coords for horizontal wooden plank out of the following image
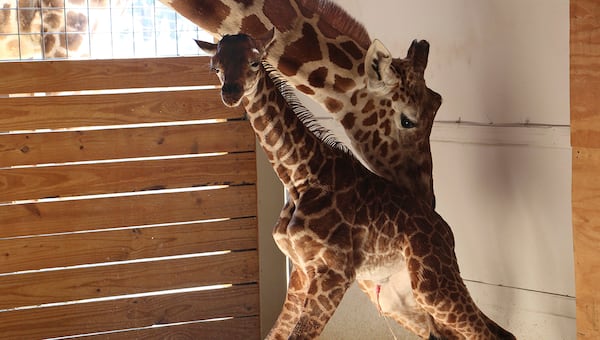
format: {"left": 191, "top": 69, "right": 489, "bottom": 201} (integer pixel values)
{"left": 0, "top": 120, "right": 255, "bottom": 167}
{"left": 0, "top": 185, "right": 257, "bottom": 238}
{"left": 0, "top": 217, "right": 257, "bottom": 274}
{"left": 0, "top": 284, "right": 259, "bottom": 339}
{"left": 0, "top": 250, "right": 258, "bottom": 309}
{"left": 0, "top": 89, "right": 242, "bottom": 132}
{"left": 82, "top": 316, "right": 260, "bottom": 340}
{"left": 1, "top": 152, "right": 256, "bottom": 203}
{"left": 0, "top": 56, "right": 218, "bottom": 94}
{"left": 573, "top": 147, "right": 600, "bottom": 339}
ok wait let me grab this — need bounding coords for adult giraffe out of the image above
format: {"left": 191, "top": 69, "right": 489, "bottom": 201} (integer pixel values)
{"left": 195, "top": 31, "right": 514, "bottom": 340}
{"left": 160, "top": 0, "right": 441, "bottom": 208}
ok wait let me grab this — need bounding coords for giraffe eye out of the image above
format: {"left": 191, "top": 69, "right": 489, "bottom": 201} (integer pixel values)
{"left": 210, "top": 65, "right": 220, "bottom": 74}
{"left": 250, "top": 61, "right": 261, "bottom": 68}
{"left": 400, "top": 113, "right": 416, "bottom": 129}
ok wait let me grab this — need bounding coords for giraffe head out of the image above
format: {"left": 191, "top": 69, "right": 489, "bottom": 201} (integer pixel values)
{"left": 365, "top": 38, "right": 441, "bottom": 145}
{"left": 195, "top": 29, "right": 275, "bottom": 107}
{"left": 344, "top": 38, "right": 442, "bottom": 205}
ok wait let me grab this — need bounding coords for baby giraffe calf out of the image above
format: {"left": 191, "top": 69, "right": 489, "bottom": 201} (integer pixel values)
{"left": 195, "top": 31, "right": 515, "bottom": 340}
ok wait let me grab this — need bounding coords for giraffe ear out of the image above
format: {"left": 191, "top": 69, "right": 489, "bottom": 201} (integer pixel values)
{"left": 195, "top": 39, "right": 217, "bottom": 56}
{"left": 366, "top": 39, "right": 396, "bottom": 92}
{"left": 255, "top": 28, "right": 276, "bottom": 54}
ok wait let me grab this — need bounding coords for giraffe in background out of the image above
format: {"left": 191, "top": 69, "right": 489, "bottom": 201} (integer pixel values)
{"left": 195, "top": 31, "right": 514, "bottom": 340}
{"left": 0, "top": 0, "right": 104, "bottom": 60}
{"left": 0, "top": 0, "right": 120, "bottom": 60}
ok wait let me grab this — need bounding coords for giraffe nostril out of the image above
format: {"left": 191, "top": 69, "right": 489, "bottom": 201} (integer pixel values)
{"left": 222, "top": 82, "right": 242, "bottom": 95}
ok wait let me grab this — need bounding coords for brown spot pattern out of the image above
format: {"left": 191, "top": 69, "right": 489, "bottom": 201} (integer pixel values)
{"left": 0, "top": 5, "right": 10, "bottom": 32}
{"left": 324, "top": 97, "right": 343, "bottom": 113}
{"left": 264, "top": 0, "right": 297, "bottom": 31}
{"left": 363, "top": 112, "right": 377, "bottom": 126}
{"left": 241, "top": 14, "right": 267, "bottom": 35}
{"left": 327, "top": 43, "right": 352, "bottom": 70}
{"left": 341, "top": 112, "right": 356, "bottom": 129}
{"left": 378, "top": 142, "right": 388, "bottom": 158}
{"left": 170, "top": 0, "right": 230, "bottom": 34}
{"left": 279, "top": 23, "right": 322, "bottom": 76}
{"left": 361, "top": 99, "right": 375, "bottom": 114}
{"left": 296, "top": 84, "right": 315, "bottom": 95}
{"left": 308, "top": 67, "right": 328, "bottom": 88}
{"left": 333, "top": 75, "right": 356, "bottom": 93}
{"left": 350, "top": 92, "right": 358, "bottom": 106}
{"left": 357, "top": 62, "right": 365, "bottom": 76}
{"left": 340, "top": 40, "right": 363, "bottom": 60}
{"left": 66, "top": 11, "right": 87, "bottom": 31}
{"left": 44, "top": 34, "right": 56, "bottom": 54}
{"left": 379, "top": 119, "right": 391, "bottom": 135}
{"left": 64, "top": 33, "right": 83, "bottom": 51}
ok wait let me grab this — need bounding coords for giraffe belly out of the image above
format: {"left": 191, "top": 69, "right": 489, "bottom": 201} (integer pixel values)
{"left": 377, "top": 266, "right": 419, "bottom": 314}
{"left": 358, "top": 259, "right": 432, "bottom": 336}
{"left": 355, "top": 253, "right": 406, "bottom": 284}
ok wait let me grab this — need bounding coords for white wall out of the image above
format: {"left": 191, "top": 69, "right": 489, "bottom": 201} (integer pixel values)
{"left": 316, "top": 1, "right": 575, "bottom": 339}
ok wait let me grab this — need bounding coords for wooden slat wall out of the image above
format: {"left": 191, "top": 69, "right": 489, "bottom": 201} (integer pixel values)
{"left": 571, "top": 0, "right": 600, "bottom": 339}
{"left": 0, "top": 57, "right": 260, "bottom": 339}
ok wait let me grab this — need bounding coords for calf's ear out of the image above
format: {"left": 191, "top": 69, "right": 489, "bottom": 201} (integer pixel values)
{"left": 195, "top": 39, "right": 218, "bottom": 56}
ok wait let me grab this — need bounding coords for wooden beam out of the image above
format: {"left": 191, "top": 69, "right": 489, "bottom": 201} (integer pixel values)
{"left": 0, "top": 56, "right": 219, "bottom": 94}
{"left": 0, "top": 284, "right": 259, "bottom": 339}
{"left": 571, "top": 0, "right": 600, "bottom": 338}
{"left": 0, "top": 185, "right": 257, "bottom": 238}
{"left": 0, "top": 120, "right": 254, "bottom": 167}
{"left": 0, "top": 89, "right": 243, "bottom": 132}
{"left": 1, "top": 152, "right": 256, "bottom": 202}
{"left": 0, "top": 217, "right": 257, "bottom": 274}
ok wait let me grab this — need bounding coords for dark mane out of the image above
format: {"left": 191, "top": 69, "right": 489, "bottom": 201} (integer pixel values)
{"left": 263, "top": 63, "right": 358, "bottom": 161}
{"left": 298, "top": 0, "right": 371, "bottom": 49}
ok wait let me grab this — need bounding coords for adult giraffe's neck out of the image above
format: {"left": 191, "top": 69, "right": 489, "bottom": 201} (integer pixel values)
{"left": 164, "top": 0, "right": 437, "bottom": 206}
{"left": 243, "top": 68, "right": 346, "bottom": 201}
{"left": 161, "top": 0, "right": 370, "bottom": 100}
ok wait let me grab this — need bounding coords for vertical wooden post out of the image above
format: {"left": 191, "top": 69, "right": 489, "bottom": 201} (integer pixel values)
{"left": 571, "top": 0, "right": 600, "bottom": 338}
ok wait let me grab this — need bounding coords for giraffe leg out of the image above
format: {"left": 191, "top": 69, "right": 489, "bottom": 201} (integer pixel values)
{"left": 272, "top": 199, "right": 295, "bottom": 239}
{"left": 266, "top": 266, "right": 308, "bottom": 340}
{"left": 288, "top": 267, "right": 352, "bottom": 339}
{"left": 405, "top": 236, "right": 515, "bottom": 339}
{"left": 414, "top": 275, "right": 504, "bottom": 340}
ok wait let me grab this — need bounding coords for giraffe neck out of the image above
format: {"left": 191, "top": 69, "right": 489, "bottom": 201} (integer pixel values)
{"left": 243, "top": 66, "right": 356, "bottom": 201}
{"left": 163, "top": 0, "right": 369, "bottom": 96}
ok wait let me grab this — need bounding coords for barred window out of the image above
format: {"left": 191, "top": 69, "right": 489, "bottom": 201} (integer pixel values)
{"left": 0, "top": 0, "right": 212, "bottom": 60}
